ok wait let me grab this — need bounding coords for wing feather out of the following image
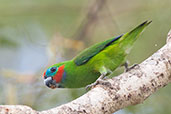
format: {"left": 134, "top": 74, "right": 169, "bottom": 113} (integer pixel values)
{"left": 73, "top": 35, "right": 123, "bottom": 66}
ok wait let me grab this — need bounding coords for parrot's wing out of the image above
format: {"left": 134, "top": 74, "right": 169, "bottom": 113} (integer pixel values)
{"left": 73, "top": 35, "right": 123, "bottom": 66}
{"left": 74, "top": 20, "right": 151, "bottom": 66}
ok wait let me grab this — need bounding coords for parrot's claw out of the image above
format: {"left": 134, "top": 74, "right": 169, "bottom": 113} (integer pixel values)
{"left": 85, "top": 79, "right": 102, "bottom": 91}
{"left": 86, "top": 78, "right": 111, "bottom": 91}
{"left": 86, "top": 74, "right": 109, "bottom": 91}
{"left": 124, "top": 63, "right": 138, "bottom": 72}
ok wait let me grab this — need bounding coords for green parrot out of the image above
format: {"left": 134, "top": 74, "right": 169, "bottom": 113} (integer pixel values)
{"left": 43, "top": 21, "right": 151, "bottom": 89}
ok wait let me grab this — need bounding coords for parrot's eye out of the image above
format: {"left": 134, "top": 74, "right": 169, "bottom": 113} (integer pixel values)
{"left": 50, "top": 67, "right": 57, "bottom": 73}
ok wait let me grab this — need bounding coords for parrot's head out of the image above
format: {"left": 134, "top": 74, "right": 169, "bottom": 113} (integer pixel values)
{"left": 43, "top": 64, "right": 66, "bottom": 89}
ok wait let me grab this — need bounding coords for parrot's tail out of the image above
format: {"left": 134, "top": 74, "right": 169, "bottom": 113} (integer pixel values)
{"left": 119, "top": 20, "right": 152, "bottom": 52}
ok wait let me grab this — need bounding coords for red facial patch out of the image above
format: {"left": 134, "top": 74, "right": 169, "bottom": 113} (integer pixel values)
{"left": 53, "top": 65, "right": 65, "bottom": 83}
{"left": 43, "top": 71, "right": 46, "bottom": 78}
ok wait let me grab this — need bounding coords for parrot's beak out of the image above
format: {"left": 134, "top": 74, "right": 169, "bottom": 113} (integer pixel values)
{"left": 44, "top": 76, "right": 63, "bottom": 89}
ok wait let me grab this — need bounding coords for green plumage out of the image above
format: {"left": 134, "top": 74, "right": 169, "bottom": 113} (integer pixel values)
{"left": 47, "top": 21, "right": 151, "bottom": 88}
{"left": 74, "top": 35, "right": 123, "bottom": 66}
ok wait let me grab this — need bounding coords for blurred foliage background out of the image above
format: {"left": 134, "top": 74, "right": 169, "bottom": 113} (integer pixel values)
{"left": 0, "top": 0, "right": 171, "bottom": 113}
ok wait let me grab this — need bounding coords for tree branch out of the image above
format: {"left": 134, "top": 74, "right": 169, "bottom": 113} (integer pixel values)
{"left": 1, "top": 30, "right": 171, "bottom": 114}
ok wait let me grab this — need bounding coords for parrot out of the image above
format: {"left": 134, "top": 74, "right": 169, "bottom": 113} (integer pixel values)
{"left": 43, "top": 20, "right": 151, "bottom": 89}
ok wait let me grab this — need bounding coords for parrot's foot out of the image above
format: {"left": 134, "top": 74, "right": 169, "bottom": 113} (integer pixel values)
{"left": 86, "top": 74, "right": 110, "bottom": 91}
{"left": 124, "top": 62, "right": 138, "bottom": 72}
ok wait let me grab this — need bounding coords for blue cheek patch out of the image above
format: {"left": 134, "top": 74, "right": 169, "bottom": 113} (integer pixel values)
{"left": 61, "top": 71, "right": 67, "bottom": 83}
{"left": 46, "top": 67, "right": 58, "bottom": 77}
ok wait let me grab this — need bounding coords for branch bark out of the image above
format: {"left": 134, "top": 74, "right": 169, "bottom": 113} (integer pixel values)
{"left": 1, "top": 30, "right": 171, "bottom": 114}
